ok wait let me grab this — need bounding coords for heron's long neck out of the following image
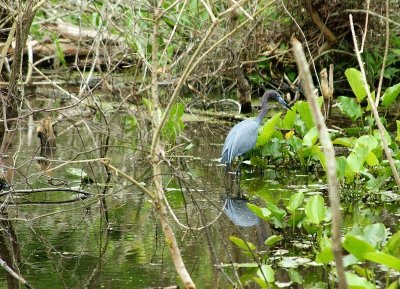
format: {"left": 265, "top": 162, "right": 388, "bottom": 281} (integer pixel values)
{"left": 256, "top": 97, "right": 269, "bottom": 123}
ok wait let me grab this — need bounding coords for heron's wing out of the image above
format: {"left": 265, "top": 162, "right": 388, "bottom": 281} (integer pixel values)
{"left": 221, "top": 119, "right": 259, "bottom": 164}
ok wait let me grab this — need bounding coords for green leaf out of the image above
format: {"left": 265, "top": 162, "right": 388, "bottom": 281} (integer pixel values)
{"left": 343, "top": 235, "right": 375, "bottom": 260}
{"left": 316, "top": 248, "right": 334, "bottom": 264}
{"left": 305, "top": 195, "right": 326, "bottom": 225}
{"left": 294, "top": 101, "right": 315, "bottom": 130}
{"left": 365, "top": 152, "right": 379, "bottom": 167}
{"left": 396, "top": 120, "right": 400, "bottom": 142}
{"left": 229, "top": 236, "right": 256, "bottom": 251}
{"left": 333, "top": 137, "right": 354, "bottom": 147}
{"left": 287, "top": 192, "right": 304, "bottom": 213}
{"left": 265, "top": 235, "right": 283, "bottom": 246}
{"left": 337, "top": 96, "right": 363, "bottom": 120}
{"left": 382, "top": 83, "right": 400, "bottom": 107}
{"left": 364, "top": 252, "right": 400, "bottom": 271}
{"left": 362, "top": 223, "right": 386, "bottom": 248}
{"left": 256, "top": 113, "right": 282, "bottom": 147}
{"left": 288, "top": 269, "right": 304, "bottom": 284}
{"left": 347, "top": 135, "right": 378, "bottom": 173}
{"left": 384, "top": 231, "right": 400, "bottom": 258}
{"left": 345, "top": 272, "right": 377, "bottom": 289}
{"left": 162, "top": 103, "right": 185, "bottom": 142}
{"left": 345, "top": 68, "right": 369, "bottom": 102}
{"left": 303, "top": 127, "right": 319, "bottom": 147}
{"left": 282, "top": 108, "right": 296, "bottom": 130}
{"left": 266, "top": 203, "right": 286, "bottom": 220}
{"left": 336, "top": 156, "right": 347, "bottom": 180}
{"left": 247, "top": 203, "right": 272, "bottom": 220}
{"left": 257, "top": 264, "right": 275, "bottom": 283}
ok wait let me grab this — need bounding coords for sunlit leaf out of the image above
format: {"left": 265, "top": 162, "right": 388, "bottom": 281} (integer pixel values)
{"left": 345, "top": 68, "right": 369, "bottom": 102}
{"left": 305, "top": 195, "right": 325, "bottom": 225}
{"left": 247, "top": 203, "right": 271, "bottom": 220}
{"left": 345, "top": 272, "right": 377, "bottom": 289}
{"left": 396, "top": 120, "right": 400, "bottom": 142}
{"left": 282, "top": 108, "right": 296, "bottom": 130}
{"left": 362, "top": 223, "right": 386, "bottom": 248}
{"left": 343, "top": 235, "right": 375, "bottom": 260}
{"left": 266, "top": 203, "right": 286, "bottom": 220}
{"left": 316, "top": 248, "right": 334, "bottom": 264}
{"left": 257, "top": 265, "right": 275, "bottom": 283}
{"left": 288, "top": 269, "right": 304, "bottom": 285}
{"left": 337, "top": 96, "right": 363, "bottom": 120}
{"left": 229, "top": 236, "right": 256, "bottom": 251}
{"left": 384, "top": 231, "right": 400, "bottom": 258}
{"left": 336, "top": 156, "right": 347, "bottom": 180}
{"left": 347, "top": 135, "right": 378, "bottom": 173}
{"left": 294, "top": 101, "right": 314, "bottom": 130}
{"left": 364, "top": 252, "right": 400, "bottom": 271}
{"left": 287, "top": 192, "right": 304, "bottom": 213}
{"left": 256, "top": 113, "right": 282, "bottom": 147}
{"left": 365, "top": 152, "right": 379, "bottom": 167}
{"left": 382, "top": 82, "right": 400, "bottom": 107}
{"left": 265, "top": 235, "right": 283, "bottom": 246}
{"left": 333, "top": 137, "right": 354, "bottom": 147}
{"left": 162, "top": 103, "right": 185, "bottom": 142}
{"left": 303, "top": 127, "right": 319, "bottom": 147}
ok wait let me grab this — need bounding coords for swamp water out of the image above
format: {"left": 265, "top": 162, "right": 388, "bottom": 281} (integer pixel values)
{"left": 0, "top": 115, "right": 399, "bottom": 289}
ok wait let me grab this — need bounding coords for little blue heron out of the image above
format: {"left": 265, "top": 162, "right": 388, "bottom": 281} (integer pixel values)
{"left": 221, "top": 90, "right": 291, "bottom": 170}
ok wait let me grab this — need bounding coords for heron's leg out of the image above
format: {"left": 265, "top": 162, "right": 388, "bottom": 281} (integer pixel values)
{"left": 235, "top": 157, "right": 243, "bottom": 194}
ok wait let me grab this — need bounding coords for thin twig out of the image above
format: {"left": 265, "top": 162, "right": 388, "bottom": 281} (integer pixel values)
{"left": 360, "top": 0, "right": 370, "bottom": 53}
{"left": 291, "top": 36, "right": 348, "bottom": 289}
{"left": 0, "top": 257, "right": 35, "bottom": 289}
{"left": 349, "top": 14, "right": 400, "bottom": 189}
{"left": 375, "top": 0, "right": 390, "bottom": 106}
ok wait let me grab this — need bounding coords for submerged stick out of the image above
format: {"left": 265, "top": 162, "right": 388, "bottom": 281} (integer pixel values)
{"left": 291, "top": 37, "right": 348, "bottom": 289}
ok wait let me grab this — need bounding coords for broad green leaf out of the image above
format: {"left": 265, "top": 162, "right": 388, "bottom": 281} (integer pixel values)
{"left": 287, "top": 192, "right": 304, "bottom": 213}
{"left": 316, "top": 248, "right": 334, "bottom": 264}
{"left": 347, "top": 135, "right": 378, "bottom": 173}
{"left": 362, "top": 223, "right": 386, "bottom": 248}
{"left": 266, "top": 203, "right": 286, "bottom": 220}
{"left": 282, "top": 108, "right": 296, "bottom": 130}
{"left": 265, "top": 235, "right": 283, "bottom": 246}
{"left": 256, "top": 113, "right": 282, "bottom": 147}
{"left": 384, "top": 231, "right": 400, "bottom": 258}
{"left": 365, "top": 152, "right": 379, "bottom": 167}
{"left": 345, "top": 68, "right": 369, "bottom": 102}
{"left": 162, "top": 103, "right": 185, "bottom": 142}
{"left": 396, "top": 120, "right": 400, "bottom": 142}
{"left": 364, "top": 252, "right": 400, "bottom": 271}
{"left": 294, "top": 101, "right": 314, "bottom": 130}
{"left": 257, "top": 264, "right": 275, "bottom": 283}
{"left": 337, "top": 96, "right": 363, "bottom": 120}
{"left": 343, "top": 235, "right": 375, "bottom": 260}
{"left": 303, "top": 127, "right": 319, "bottom": 147}
{"left": 382, "top": 82, "right": 400, "bottom": 107}
{"left": 333, "top": 137, "right": 354, "bottom": 147}
{"left": 247, "top": 203, "right": 272, "bottom": 220}
{"left": 336, "top": 156, "right": 347, "bottom": 180}
{"left": 229, "top": 236, "right": 256, "bottom": 251}
{"left": 345, "top": 272, "right": 377, "bottom": 289}
{"left": 288, "top": 269, "right": 304, "bottom": 284}
{"left": 305, "top": 195, "right": 325, "bottom": 225}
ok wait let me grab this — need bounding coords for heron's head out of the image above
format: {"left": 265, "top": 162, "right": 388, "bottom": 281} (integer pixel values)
{"left": 263, "top": 90, "right": 291, "bottom": 110}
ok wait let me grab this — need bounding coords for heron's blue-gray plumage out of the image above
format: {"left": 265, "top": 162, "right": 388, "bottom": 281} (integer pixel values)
{"left": 221, "top": 90, "right": 290, "bottom": 167}
{"left": 221, "top": 118, "right": 260, "bottom": 165}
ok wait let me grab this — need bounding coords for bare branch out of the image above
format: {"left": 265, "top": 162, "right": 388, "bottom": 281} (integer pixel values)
{"left": 291, "top": 36, "right": 348, "bottom": 289}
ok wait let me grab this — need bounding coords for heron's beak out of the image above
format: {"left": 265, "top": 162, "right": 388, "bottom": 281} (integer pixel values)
{"left": 277, "top": 95, "right": 292, "bottom": 110}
